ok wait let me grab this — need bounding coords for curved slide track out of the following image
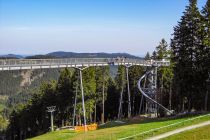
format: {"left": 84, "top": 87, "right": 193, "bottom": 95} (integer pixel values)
{"left": 137, "top": 67, "right": 173, "bottom": 115}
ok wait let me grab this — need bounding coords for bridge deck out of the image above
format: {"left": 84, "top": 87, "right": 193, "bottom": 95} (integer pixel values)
{"left": 0, "top": 58, "right": 170, "bottom": 71}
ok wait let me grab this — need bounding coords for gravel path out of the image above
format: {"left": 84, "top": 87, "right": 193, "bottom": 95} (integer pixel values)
{"left": 146, "top": 120, "right": 210, "bottom": 140}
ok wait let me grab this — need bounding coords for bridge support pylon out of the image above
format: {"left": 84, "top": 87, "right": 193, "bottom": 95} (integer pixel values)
{"left": 125, "top": 65, "right": 131, "bottom": 118}
{"left": 77, "top": 67, "right": 88, "bottom": 132}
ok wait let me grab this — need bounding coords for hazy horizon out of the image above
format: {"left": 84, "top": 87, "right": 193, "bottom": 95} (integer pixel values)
{"left": 0, "top": 51, "right": 145, "bottom": 58}
{"left": 0, "top": 0, "right": 207, "bottom": 56}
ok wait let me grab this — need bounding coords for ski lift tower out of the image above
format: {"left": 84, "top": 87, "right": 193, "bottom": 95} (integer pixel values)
{"left": 47, "top": 106, "right": 56, "bottom": 132}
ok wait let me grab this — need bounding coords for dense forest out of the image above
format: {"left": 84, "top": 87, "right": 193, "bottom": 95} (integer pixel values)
{"left": 1, "top": 0, "right": 210, "bottom": 139}
{"left": 0, "top": 69, "right": 61, "bottom": 133}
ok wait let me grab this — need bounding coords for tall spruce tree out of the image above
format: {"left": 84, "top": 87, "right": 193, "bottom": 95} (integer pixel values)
{"left": 202, "top": 0, "right": 210, "bottom": 69}
{"left": 144, "top": 52, "right": 151, "bottom": 60}
{"left": 105, "top": 78, "right": 119, "bottom": 120}
{"left": 56, "top": 68, "right": 74, "bottom": 126}
{"left": 152, "top": 39, "right": 173, "bottom": 115}
{"left": 156, "top": 39, "right": 168, "bottom": 59}
{"left": 171, "top": 0, "right": 204, "bottom": 111}
{"left": 202, "top": 0, "right": 210, "bottom": 47}
{"left": 115, "top": 66, "right": 126, "bottom": 119}
{"left": 128, "top": 66, "right": 144, "bottom": 115}
{"left": 95, "top": 66, "right": 110, "bottom": 123}
{"left": 82, "top": 67, "right": 96, "bottom": 123}
{"left": 201, "top": 0, "right": 210, "bottom": 111}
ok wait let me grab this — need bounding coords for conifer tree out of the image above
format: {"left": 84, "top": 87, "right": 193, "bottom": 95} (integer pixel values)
{"left": 105, "top": 78, "right": 119, "bottom": 120}
{"left": 156, "top": 39, "right": 168, "bottom": 59}
{"left": 171, "top": 0, "right": 204, "bottom": 111}
{"left": 56, "top": 68, "right": 74, "bottom": 126}
{"left": 202, "top": 0, "right": 210, "bottom": 69}
{"left": 201, "top": 0, "right": 210, "bottom": 111}
{"left": 95, "top": 66, "right": 110, "bottom": 123}
{"left": 152, "top": 39, "right": 173, "bottom": 115}
{"left": 151, "top": 51, "right": 157, "bottom": 60}
{"left": 82, "top": 67, "right": 96, "bottom": 123}
{"left": 144, "top": 52, "right": 151, "bottom": 60}
{"left": 115, "top": 66, "right": 126, "bottom": 119}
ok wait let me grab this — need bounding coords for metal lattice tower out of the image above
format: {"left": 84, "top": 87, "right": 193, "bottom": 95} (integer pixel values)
{"left": 138, "top": 67, "right": 173, "bottom": 116}
{"left": 145, "top": 67, "right": 158, "bottom": 115}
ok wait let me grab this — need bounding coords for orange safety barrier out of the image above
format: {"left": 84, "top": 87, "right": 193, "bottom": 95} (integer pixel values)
{"left": 75, "top": 123, "right": 98, "bottom": 132}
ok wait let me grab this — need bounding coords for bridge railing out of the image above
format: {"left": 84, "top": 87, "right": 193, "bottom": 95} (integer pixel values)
{"left": 0, "top": 58, "right": 109, "bottom": 66}
{"left": 0, "top": 58, "right": 170, "bottom": 67}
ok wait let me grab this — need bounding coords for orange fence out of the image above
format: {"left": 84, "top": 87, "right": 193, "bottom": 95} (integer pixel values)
{"left": 75, "top": 123, "right": 98, "bottom": 132}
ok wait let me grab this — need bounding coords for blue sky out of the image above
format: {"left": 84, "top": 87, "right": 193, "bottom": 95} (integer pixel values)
{"left": 0, "top": 0, "right": 207, "bottom": 56}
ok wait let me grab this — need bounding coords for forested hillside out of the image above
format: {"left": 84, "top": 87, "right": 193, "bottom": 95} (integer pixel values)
{"left": 0, "top": 69, "right": 61, "bottom": 129}
{"left": 0, "top": 66, "right": 118, "bottom": 133}
{"left": 47, "top": 52, "right": 140, "bottom": 58}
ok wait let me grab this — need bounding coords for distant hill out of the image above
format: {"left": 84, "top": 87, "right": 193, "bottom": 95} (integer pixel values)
{"left": 0, "top": 54, "right": 23, "bottom": 59}
{"left": 25, "top": 55, "right": 56, "bottom": 59}
{"left": 47, "top": 51, "right": 141, "bottom": 59}
{"left": 0, "top": 52, "right": 142, "bottom": 59}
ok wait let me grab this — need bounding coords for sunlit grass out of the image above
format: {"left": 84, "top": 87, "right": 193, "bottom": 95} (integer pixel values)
{"left": 30, "top": 114, "right": 210, "bottom": 140}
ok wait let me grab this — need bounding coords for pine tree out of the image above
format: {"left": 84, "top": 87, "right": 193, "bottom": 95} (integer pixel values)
{"left": 171, "top": 0, "right": 204, "bottom": 111}
{"left": 105, "top": 78, "right": 119, "bottom": 120}
{"left": 82, "top": 67, "right": 96, "bottom": 123}
{"left": 202, "top": 0, "right": 210, "bottom": 69}
{"left": 95, "top": 66, "right": 110, "bottom": 123}
{"left": 152, "top": 39, "right": 174, "bottom": 115}
{"left": 115, "top": 66, "right": 126, "bottom": 119}
{"left": 151, "top": 51, "right": 157, "bottom": 60}
{"left": 202, "top": 0, "right": 210, "bottom": 47}
{"left": 201, "top": 0, "right": 210, "bottom": 110}
{"left": 144, "top": 52, "right": 151, "bottom": 60}
{"left": 128, "top": 66, "right": 144, "bottom": 115}
{"left": 156, "top": 39, "right": 168, "bottom": 59}
{"left": 56, "top": 68, "right": 74, "bottom": 126}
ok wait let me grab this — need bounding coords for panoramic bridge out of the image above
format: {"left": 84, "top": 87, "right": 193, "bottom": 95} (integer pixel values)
{"left": 0, "top": 58, "right": 171, "bottom": 131}
{"left": 0, "top": 58, "right": 169, "bottom": 71}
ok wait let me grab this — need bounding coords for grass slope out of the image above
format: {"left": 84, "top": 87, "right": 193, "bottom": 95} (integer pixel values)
{"left": 28, "top": 130, "right": 77, "bottom": 140}
{"left": 30, "top": 114, "right": 210, "bottom": 140}
{"left": 162, "top": 124, "right": 210, "bottom": 140}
